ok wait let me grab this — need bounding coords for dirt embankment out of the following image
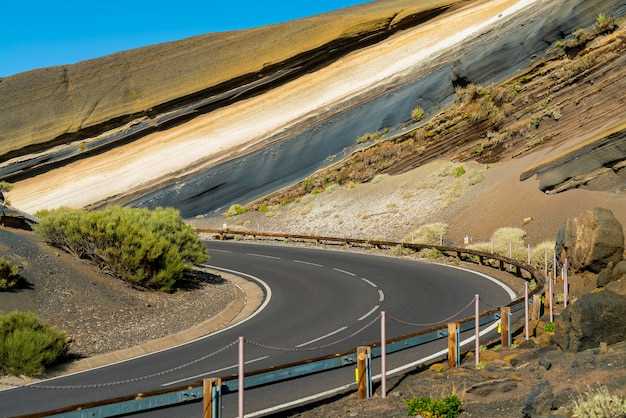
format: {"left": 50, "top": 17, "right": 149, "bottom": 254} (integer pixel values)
{"left": 0, "top": 0, "right": 460, "bottom": 164}
{"left": 0, "top": 227, "right": 238, "bottom": 357}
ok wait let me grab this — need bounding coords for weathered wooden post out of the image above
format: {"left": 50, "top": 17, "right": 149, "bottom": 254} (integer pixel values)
{"left": 203, "top": 378, "right": 222, "bottom": 418}
{"left": 548, "top": 277, "right": 554, "bottom": 322}
{"left": 447, "top": 322, "right": 460, "bottom": 368}
{"left": 500, "top": 307, "right": 511, "bottom": 348}
{"left": 563, "top": 258, "right": 569, "bottom": 308}
{"left": 527, "top": 244, "right": 531, "bottom": 264}
{"left": 356, "top": 346, "right": 372, "bottom": 399}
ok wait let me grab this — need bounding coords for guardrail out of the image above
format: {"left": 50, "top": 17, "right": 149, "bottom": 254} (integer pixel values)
{"left": 15, "top": 229, "right": 546, "bottom": 418}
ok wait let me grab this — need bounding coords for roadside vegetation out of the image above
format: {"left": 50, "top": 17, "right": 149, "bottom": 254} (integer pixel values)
{"left": 0, "top": 311, "right": 68, "bottom": 376}
{"left": 467, "top": 227, "right": 555, "bottom": 271}
{"left": 406, "top": 393, "right": 462, "bottom": 417}
{"left": 404, "top": 222, "right": 448, "bottom": 245}
{"left": 226, "top": 204, "right": 248, "bottom": 217}
{"left": 411, "top": 105, "right": 425, "bottom": 121}
{"left": 355, "top": 128, "right": 388, "bottom": 144}
{"left": 571, "top": 386, "right": 626, "bottom": 418}
{"left": 0, "top": 257, "right": 22, "bottom": 290}
{"left": 35, "top": 207, "right": 208, "bottom": 292}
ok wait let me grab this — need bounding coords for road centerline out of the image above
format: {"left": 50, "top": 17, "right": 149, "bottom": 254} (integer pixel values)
{"left": 378, "top": 289, "right": 385, "bottom": 302}
{"left": 161, "top": 355, "right": 270, "bottom": 387}
{"left": 293, "top": 260, "right": 324, "bottom": 267}
{"left": 361, "top": 277, "right": 378, "bottom": 288}
{"left": 248, "top": 253, "right": 281, "bottom": 260}
{"left": 332, "top": 267, "right": 356, "bottom": 276}
{"left": 295, "top": 326, "right": 348, "bottom": 348}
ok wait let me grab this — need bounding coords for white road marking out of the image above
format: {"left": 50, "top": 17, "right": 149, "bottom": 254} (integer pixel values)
{"left": 295, "top": 326, "right": 348, "bottom": 348}
{"left": 248, "top": 253, "right": 281, "bottom": 260}
{"left": 333, "top": 267, "right": 356, "bottom": 276}
{"left": 358, "top": 305, "right": 380, "bottom": 321}
{"left": 293, "top": 260, "right": 324, "bottom": 267}
{"left": 361, "top": 278, "right": 377, "bottom": 288}
{"left": 210, "top": 248, "right": 232, "bottom": 253}
{"left": 161, "top": 356, "right": 269, "bottom": 387}
{"left": 378, "top": 290, "right": 385, "bottom": 302}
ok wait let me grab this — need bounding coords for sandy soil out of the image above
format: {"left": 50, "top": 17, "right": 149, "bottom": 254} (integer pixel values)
{"left": 286, "top": 339, "right": 626, "bottom": 417}
{"left": 8, "top": 0, "right": 533, "bottom": 213}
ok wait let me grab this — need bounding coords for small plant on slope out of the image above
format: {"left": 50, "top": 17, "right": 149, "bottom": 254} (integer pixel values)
{"left": 412, "top": 105, "right": 425, "bottom": 121}
{"left": 406, "top": 394, "right": 462, "bottom": 418}
{"left": 0, "top": 311, "right": 68, "bottom": 376}
{"left": 0, "top": 257, "right": 22, "bottom": 290}
{"left": 572, "top": 386, "right": 626, "bottom": 418}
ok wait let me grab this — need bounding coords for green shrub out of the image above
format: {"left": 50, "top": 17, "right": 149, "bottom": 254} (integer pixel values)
{"left": 0, "top": 311, "right": 68, "bottom": 376}
{"left": 406, "top": 394, "right": 462, "bottom": 418}
{"left": 405, "top": 223, "right": 449, "bottom": 245}
{"left": 411, "top": 105, "right": 425, "bottom": 121}
{"left": 544, "top": 322, "right": 556, "bottom": 333}
{"left": 35, "top": 207, "right": 208, "bottom": 292}
{"left": 595, "top": 14, "right": 616, "bottom": 32}
{"left": 451, "top": 165, "right": 466, "bottom": 177}
{"left": 0, "top": 181, "right": 13, "bottom": 192}
{"left": 419, "top": 248, "right": 444, "bottom": 260}
{"left": 0, "top": 257, "right": 22, "bottom": 290}
{"left": 572, "top": 386, "right": 626, "bottom": 418}
{"left": 226, "top": 204, "right": 248, "bottom": 217}
{"left": 356, "top": 130, "right": 384, "bottom": 144}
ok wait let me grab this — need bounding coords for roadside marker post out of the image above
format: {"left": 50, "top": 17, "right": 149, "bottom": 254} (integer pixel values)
{"left": 508, "top": 241, "right": 512, "bottom": 258}
{"left": 238, "top": 336, "right": 244, "bottom": 418}
{"left": 544, "top": 247, "right": 548, "bottom": 276}
{"left": 447, "top": 322, "right": 460, "bottom": 368}
{"left": 561, "top": 258, "right": 569, "bottom": 308}
{"left": 380, "top": 311, "right": 387, "bottom": 399}
{"left": 203, "top": 378, "right": 222, "bottom": 418}
{"left": 500, "top": 307, "right": 511, "bottom": 348}
{"left": 474, "top": 295, "right": 480, "bottom": 367}
{"left": 524, "top": 283, "right": 529, "bottom": 341}
{"left": 527, "top": 244, "right": 531, "bottom": 264}
{"left": 356, "top": 346, "right": 372, "bottom": 399}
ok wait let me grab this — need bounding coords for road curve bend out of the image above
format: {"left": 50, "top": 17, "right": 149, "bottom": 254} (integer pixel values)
{"left": 1, "top": 240, "right": 515, "bottom": 418}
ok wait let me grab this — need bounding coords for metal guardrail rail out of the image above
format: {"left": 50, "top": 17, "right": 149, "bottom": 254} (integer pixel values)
{"left": 14, "top": 229, "right": 545, "bottom": 418}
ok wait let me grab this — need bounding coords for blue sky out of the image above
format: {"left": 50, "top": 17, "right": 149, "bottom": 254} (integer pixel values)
{"left": 1, "top": 0, "right": 369, "bottom": 77}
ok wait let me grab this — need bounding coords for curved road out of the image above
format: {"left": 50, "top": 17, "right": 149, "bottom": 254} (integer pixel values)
{"left": 1, "top": 240, "right": 514, "bottom": 418}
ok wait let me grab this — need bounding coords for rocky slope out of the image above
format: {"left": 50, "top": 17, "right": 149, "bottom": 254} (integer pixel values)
{"left": 0, "top": 0, "right": 458, "bottom": 162}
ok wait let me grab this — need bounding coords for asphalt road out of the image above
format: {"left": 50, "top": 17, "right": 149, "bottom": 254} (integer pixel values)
{"left": 0, "top": 241, "right": 514, "bottom": 418}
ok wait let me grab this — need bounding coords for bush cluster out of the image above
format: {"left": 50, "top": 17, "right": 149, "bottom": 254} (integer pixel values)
{"left": 406, "top": 394, "right": 462, "bottom": 418}
{"left": 0, "top": 257, "right": 22, "bottom": 290}
{"left": 226, "top": 204, "right": 248, "bottom": 217}
{"left": 0, "top": 311, "right": 68, "bottom": 376}
{"left": 405, "top": 223, "right": 449, "bottom": 245}
{"left": 572, "top": 386, "right": 626, "bottom": 418}
{"left": 35, "top": 207, "right": 208, "bottom": 292}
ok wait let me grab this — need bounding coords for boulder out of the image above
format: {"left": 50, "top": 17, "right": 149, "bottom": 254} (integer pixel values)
{"left": 553, "top": 289, "right": 626, "bottom": 352}
{"left": 598, "top": 260, "right": 626, "bottom": 287}
{"left": 568, "top": 272, "right": 599, "bottom": 300}
{"left": 606, "top": 277, "right": 626, "bottom": 296}
{"left": 556, "top": 208, "right": 624, "bottom": 274}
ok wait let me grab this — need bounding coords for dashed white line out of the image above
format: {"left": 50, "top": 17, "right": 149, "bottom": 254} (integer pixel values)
{"left": 210, "top": 249, "right": 233, "bottom": 253}
{"left": 295, "top": 326, "right": 348, "bottom": 348}
{"left": 361, "top": 278, "right": 377, "bottom": 288}
{"left": 161, "top": 355, "right": 270, "bottom": 387}
{"left": 378, "top": 289, "right": 385, "bottom": 302}
{"left": 333, "top": 267, "right": 356, "bottom": 276}
{"left": 293, "top": 260, "right": 324, "bottom": 267}
{"left": 358, "top": 305, "right": 380, "bottom": 321}
{"left": 248, "top": 253, "right": 281, "bottom": 260}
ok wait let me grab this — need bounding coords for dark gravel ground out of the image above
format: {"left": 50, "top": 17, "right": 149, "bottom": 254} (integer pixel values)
{"left": 0, "top": 227, "right": 237, "bottom": 356}
{"left": 283, "top": 339, "right": 626, "bottom": 418}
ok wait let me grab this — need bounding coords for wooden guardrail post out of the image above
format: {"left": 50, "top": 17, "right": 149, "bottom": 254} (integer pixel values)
{"left": 447, "top": 322, "right": 460, "bottom": 368}
{"left": 356, "top": 346, "right": 372, "bottom": 399}
{"left": 531, "top": 293, "right": 542, "bottom": 321}
{"left": 500, "top": 307, "right": 511, "bottom": 348}
{"left": 203, "top": 378, "right": 222, "bottom": 418}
